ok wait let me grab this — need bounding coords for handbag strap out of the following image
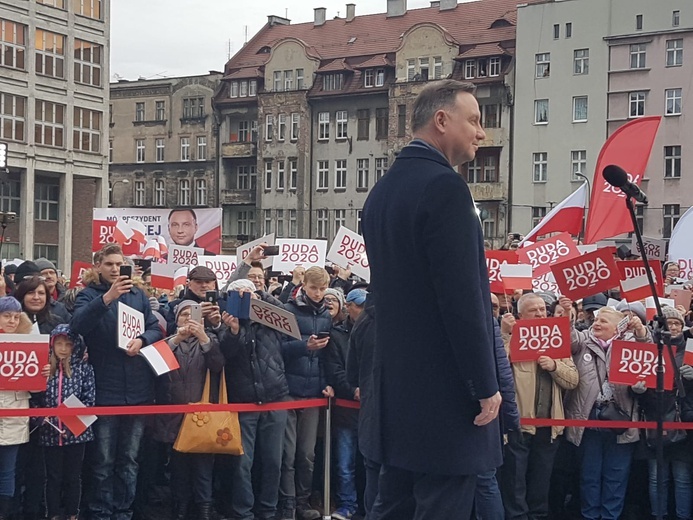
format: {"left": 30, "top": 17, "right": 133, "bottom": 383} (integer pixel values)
{"left": 218, "top": 368, "right": 228, "bottom": 405}
{"left": 201, "top": 370, "right": 212, "bottom": 404}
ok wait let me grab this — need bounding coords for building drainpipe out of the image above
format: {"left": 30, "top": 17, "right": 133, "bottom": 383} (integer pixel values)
{"left": 506, "top": 84, "right": 515, "bottom": 238}
{"left": 308, "top": 100, "right": 315, "bottom": 239}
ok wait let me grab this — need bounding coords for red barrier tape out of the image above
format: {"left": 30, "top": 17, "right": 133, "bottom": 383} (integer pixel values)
{"left": 521, "top": 417, "right": 693, "bottom": 430}
{"left": 334, "top": 399, "right": 361, "bottom": 410}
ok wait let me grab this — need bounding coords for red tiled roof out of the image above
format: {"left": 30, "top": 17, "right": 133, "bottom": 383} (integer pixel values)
{"left": 457, "top": 43, "right": 509, "bottom": 59}
{"left": 353, "top": 54, "right": 395, "bottom": 69}
{"left": 317, "top": 58, "right": 354, "bottom": 73}
{"left": 222, "top": 68, "right": 263, "bottom": 80}
{"left": 223, "top": 0, "right": 542, "bottom": 73}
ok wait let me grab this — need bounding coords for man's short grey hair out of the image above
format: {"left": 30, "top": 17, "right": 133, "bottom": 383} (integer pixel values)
{"left": 411, "top": 80, "right": 477, "bottom": 133}
{"left": 517, "top": 292, "right": 545, "bottom": 315}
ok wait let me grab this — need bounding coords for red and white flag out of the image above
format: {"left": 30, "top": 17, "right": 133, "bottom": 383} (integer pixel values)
{"left": 620, "top": 274, "right": 651, "bottom": 302}
{"left": 139, "top": 340, "right": 180, "bottom": 376}
{"left": 129, "top": 220, "right": 147, "bottom": 245}
{"left": 112, "top": 219, "right": 134, "bottom": 245}
{"left": 645, "top": 297, "right": 676, "bottom": 321}
{"left": 174, "top": 266, "right": 189, "bottom": 286}
{"left": 685, "top": 339, "right": 693, "bottom": 367}
{"left": 500, "top": 264, "right": 533, "bottom": 291}
{"left": 142, "top": 239, "right": 161, "bottom": 259}
{"left": 150, "top": 263, "right": 178, "bottom": 290}
{"left": 156, "top": 235, "right": 168, "bottom": 255}
{"left": 58, "top": 394, "right": 97, "bottom": 437}
{"left": 522, "top": 183, "right": 587, "bottom": 244}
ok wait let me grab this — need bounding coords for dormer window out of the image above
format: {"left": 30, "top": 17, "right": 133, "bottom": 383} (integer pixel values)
{"left": 465, "top": 59, "right": 476, "bottom": 79}
{"left": 229, "top": 80, "right": 257, "bottom": 98}
{"left": 364, "top": 68, "right": 385, "bottom": 88}
{"left": 324, "top": 73, "right": 343, "bottom": 91}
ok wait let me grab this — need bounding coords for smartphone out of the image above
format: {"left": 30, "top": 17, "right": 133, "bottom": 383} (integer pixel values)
{"left": 119, "top": 265, "right": 132, "bottom": 278}
{"left": 226, "top": 292, "right": 251, "bottom": 320}
{"left": 316, "top": 331, "right": 330, "bottom": 339}
{"left": 205, "top": 290, "right": 218, "bottom": 305}
{"left": 263, "top": 245, "right": 280, "bottom": 256}
{"left": 190, "top": 303, "right": 202, "bottom": 323}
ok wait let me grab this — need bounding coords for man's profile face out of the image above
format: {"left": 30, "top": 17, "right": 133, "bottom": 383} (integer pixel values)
{"left": 444, "top": 92, "right": 486, "bottom": 166}
{"left": 168, "top": 211, "right": 198, "bottom": 246}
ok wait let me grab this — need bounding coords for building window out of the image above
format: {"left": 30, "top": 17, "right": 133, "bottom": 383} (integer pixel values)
{"left": 73, "top": 107, "right": 101, "bottom": 153}
{"left": 324, "top": 73, "right": 343, "bottom": 91}
{"left": 364, "top": 69, "right": 374, "bottom": 88}
{"left": 155, "top": 138, "right": 165, "bottom": 162}
{"left": 433, "top": 57, "right": 443, "bottom": 79}
{"left": 316, "top": 209, "right": 328, "bottom": 239}
{"left": 336, "top": 110, "right": 348, "bottom": 139}
{"left": 483, "top": 219, "right": 496, "bottom": 239}
{"left": 73, "top": 0, "right": 101, "bottom": 19}
{"left": 464, "top": 59, "right": 476, "bottom": 79}
{"left": 573, "top": 96, "right": 588, "bottom": 122}
{"left": 178, "top": 179, "right": 191, "bottom": 206}
{"left": 264, "top": 160, "right": 272, "bottom": 190}
{"left": 195, "top": 178, "right": 207, "bottom": 206}
{"left": 357, "top": 109, "right": 369, "bottom": 140}
{"left": 571, "top": 150, "right": 587, "bottom": 180}
{"left": 375, "top": 158, "right": 388, "bottom": 182}
{"left": 265, "top": 115, "right": 274, "bottom": 141}
{"left": 0, "top": 19, "right": 27, "bottom": 70}
{"left": 418, "top": 57, "right": 430, "bottom": 80}
{"left": 180, "top": 137, "right": 190, "bottom": 161}
{"left": 483, "top": 155, "right": 498, "bottom": 182}
{"left": 482, "top": 104, "right": 500, "bottom": 128}
{"left": 276, "top": 209, "right": 284, "bottom": 238}
{"left": 464, "top": 151, "right": 499, "bottom": 183}
{"left": 574, "top": 49, "right": 589, "bottom": 74}
{"left": 673, "top": 10, "right": 680, "bottom": 27}
{"left": 273, "top": 71, "right": 282, "bottom": 92}
{"left": 238, "top": 120, "right": 250, "bottom": 142}
{"left": 533, "top": 152, "right": 548, "bottom": 183}
{"left": 553, "top": 24, "right": 560, "bottom": 39}
{"left": 397, "top": 105, "right": 406, "bottom": 137}
{"left": 249, "top": 80, "right": 257, "bottom": 96}
{"left": 182, "top": 97, "right": 204, "bottom": 118}
{"left": 376, "top": 68, "right": 385, "bottom": 86}
{"left": 630, "top": 44, "right": 647, "bottom": 69}
{"left": 566, "top": 22, "right": 572, "bottom": 38}
{"left": 532, "top": 207, "right": 547, "bottom": 228}
{"left": 277, "top": 161, "right": 285, "bottom": 191}
{"left": 35, "top": 29, "right": 65, "bottom": 79}
{"left": 73, "top": 39, "right": 102, "bottom": 87}
{"left": 155, "top": 101, "right": 165, "bottom": 121}
{"left": 535, "top": 53, "right": 550, "bottom": 78}
{"left": 35, "top": 100, "right": 65, "bottom": 147}
{"left": 466, "top": 157, "right": 481, "bottom": 183}
{"left": 666, "top": 39, "right": 683, "bottom": 67}
{"left": 284, "top": 70, "right": 293, "bottom": 91}
{"left": 289, "top": 159, "right": 298, "bottom": 191}
{"left": 296, "top": 69, "right": 304, "bottom": 89}
{"left": 664, "top": 145, "right": 682, "bottom": 178}
{"left": 477, "top": 58, "right": 488, "bottom": 78}
{"left": 34, "top": 244, "right": 58, "bottom": 265}
{"left": 318, "top": 112, "right": 330, "bottom": 140}
{"left": 239, "top": 80, "right": 248, "bottom": 97}
{"left": 154, "top": 179, "right": 165, "bottom": 206}
{"left": 0, "top": 93, "right": 26, "bottom": 142}
{"left": 237, "top": 166, "right": 250, "bottom": 190}
{"left": 628, "top": 204, "right": 645, "bottom": 237}
{"left": 407, "top": 59, "right": 416, "bottom": 81}
{"left": 237, "top": 211, "right": 249, "bottom": 235}
{"left": 534, "top": 99, "right": 549, "bottom": 124}
{"left": 357, "top": 158, "right": 369, "bottom": 190}
{"left": 356, "top": 209, "right": 363, "bottom": 234}
{"left": 317, "top": 160, "right": 329, "bottom": 190}
{"left": 335, "top": 160, "right": 347, "bottom": 190}
{"left": 197, "top": 136, "right": 207, "bottom": 161}
{"left": 334, "top": 209, "right": 346, "bottom": 236}
{"left": 277, "top": 114, "right": 286, "bottom": 141}
{"left": 489, "top": 57, "right": 501, "bottom": 77}
{"left": 663, "top": 204, "right": 680, "bottom": 239}
{"left": 230, "top": 82, "right": 239, "bottom": 98}
{"left": 290, "top": 113, "right": 299, "bottom": 140}
{"left": 134, "top": 180, "right": 145, "bottom": 207}
{"left": 665, "top": 88, "right": 682, "bottom": 115}
{"left": 135, "top": 102, "right": 145, "bottom": 122}
{"left": 0, "top": 179, "right": 20, "bottom": 214}
{"left": 108, "top": 139, "right": 112, "bottom": 163}
{"left": 35, "top": 183, "right": 59, "bottom": 221}
{"left": 375, "top": 108, "right": 388, "bottom": 139}
{"left": 264, "top": 209, "right": 272, "bottom": 235}
{"left": 629, "top": 91, "right": 646, "bottom": 117}
{"left": 636, "top": 14, "right": 643, "bottom": 30}
{"left": 134, "top": 139, "right": 145, "bottom": 163}
{"left": 289, "top": 210, "right": 297, "bottom": 238}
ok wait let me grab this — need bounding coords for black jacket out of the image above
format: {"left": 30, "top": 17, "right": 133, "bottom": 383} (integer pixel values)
{"left": 218, "top": 292, "right": 289, "bottom": 404}
{"left": 325, "top": 319, "right": 358, "bottom": 428}
{"left": 493, "top": 319, "right": 520, "bottom": 434}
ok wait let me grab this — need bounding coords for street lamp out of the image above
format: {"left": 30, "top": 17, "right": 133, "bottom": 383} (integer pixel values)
{"left": 109, "top": 178, "right": 130, "bottom": 207}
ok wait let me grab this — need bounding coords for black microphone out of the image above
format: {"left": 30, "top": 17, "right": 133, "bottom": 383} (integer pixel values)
{"left": 602, "top": 164, "right": 648, "bottom": 204}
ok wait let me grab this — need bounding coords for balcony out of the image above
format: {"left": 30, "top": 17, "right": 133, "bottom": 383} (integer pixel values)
{"left": 479, "top": 127, "right": 507, "bottom": 147}
{"left": 468, "top": 182, "right": 505, "bottom": 201}
{"left": 220, "top": 189, "right": 256, "bottom": 205}
{"left": 221, "top": 141, "right": 257, "bottom": 159}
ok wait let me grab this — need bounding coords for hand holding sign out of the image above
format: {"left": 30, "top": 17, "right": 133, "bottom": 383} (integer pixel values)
{"left": 117, "top": 303, "right": 144, "bottom": 352}
{"left": 551, "top": 248, "right": 621, "bottom": 301}
{"left": 609, "top": 340, "right": 674, "bottom": 390}
{"left": 248, "top": 299, "right": 302, "bottom": 340}
{"left": 0, "top": 334, "right": 50, "bottom": 391}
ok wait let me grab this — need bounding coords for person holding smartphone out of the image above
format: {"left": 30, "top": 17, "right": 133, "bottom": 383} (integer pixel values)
{"left": 166, "top": 266, "right": 222, "bottom": 335}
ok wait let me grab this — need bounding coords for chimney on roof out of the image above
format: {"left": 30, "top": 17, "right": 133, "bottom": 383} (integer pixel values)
{"left": 267, "top": 15, "right": 291, "bottom": 26}
{"left": 314, "top": 7, "right": 326, "bottom": 26}
{"left": 346, "top": 3, "right": 356, "bottom": 22}
{"left": 430, "top": 1, "right": 440, "bottom": 6}
{"left": 439, "top": 0, "right": 457, "bottom": 10}
{"left": 386, "top": 0, "right": 407, "bottom": 17}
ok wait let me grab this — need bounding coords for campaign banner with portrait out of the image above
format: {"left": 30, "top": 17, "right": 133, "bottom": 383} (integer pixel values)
{"left": 92, "top": 208, "right": 222, "bottom": 256}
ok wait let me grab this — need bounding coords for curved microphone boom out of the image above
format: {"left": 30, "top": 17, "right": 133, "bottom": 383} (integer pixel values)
{"left": 602, "top": 164, "right": 648, "bottom": 204}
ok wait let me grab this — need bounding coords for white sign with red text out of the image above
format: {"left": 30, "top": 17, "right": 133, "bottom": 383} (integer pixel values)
{"left": 327, "top": 227, "right": 370, "bottom": 282}
{"left": 237, "top": 234, "right": 275, "bottom": 270}
{"left": 117, "top": 303, "right": 144, "bottom": 351}
{"left": 197, "top": 256, "right": 238, "bottom": 283}
{"left": 168, "top": 245, "right": 203, "bottom": 267}
{"left": 631, "top": 236, "right": 667, "bottom": 262}
{"left": 272, "top": 239, "right": 327, "bottom": 273}
{"left": 249, "top": 299, "right": 302, "bottom": 340}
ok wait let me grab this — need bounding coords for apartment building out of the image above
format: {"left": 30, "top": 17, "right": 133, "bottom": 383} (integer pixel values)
{"left": 0, "top": 0, "right": 110, "bottom": 267}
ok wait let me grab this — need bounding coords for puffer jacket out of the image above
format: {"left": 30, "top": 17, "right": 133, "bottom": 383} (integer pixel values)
{"left": 282, "top": 290, "right": 332, "bottom": 397}
{"left": 0, "top": 313, "right": 34, "bottom": 446}
{"left": 70, "top": 276, "right": 163, "bottom": 405}
{"left": 219, "top": 292, "right": 289, "bottom": 404}
{"left": 493, "top": 319, "right": 520, "bottom": 434}
{"left": 564, "top": 326, "right": 652, "bottom": 447}
{"left": 152, "top": 330, "right": 224, "bottom": 444}
{"left": 38, "top": 325, "right": 95, "bottom": 446}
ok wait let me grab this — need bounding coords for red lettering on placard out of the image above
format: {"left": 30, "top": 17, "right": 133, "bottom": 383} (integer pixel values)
{"left": 280, "top": 243, "right": 320, "bottom": 265}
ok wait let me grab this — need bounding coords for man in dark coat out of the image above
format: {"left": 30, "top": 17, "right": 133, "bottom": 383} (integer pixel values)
{"left": 361, "top": 79, "right": 502, "bottom": 519}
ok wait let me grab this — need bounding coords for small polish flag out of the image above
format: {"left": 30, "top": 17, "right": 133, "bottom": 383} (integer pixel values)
{"left": 140, "top": 339, "right": 180, "bottom": 376}
{"left": 500, "top": 263, "right": 534, "bottom": 291}
{"left": 685, "top": 339, "right": 693, "bottom": 367}
{"left": 150, "top": 262, "right": 176, "bottom": 290}
{"left": 113, "top": 219, "right": 134, "bottom": 245}
{"left": 129, "top": 220, "right": 147, "bottom": 245}
{"left": 174, "top": 266, "right": 189, "bottom": 286}
{"left": 620, "top": 275, "right": 652, "bottom": 302}
{"left": 58, "top": 394, "right": 97, "bottom": 437}
{"left": 156, "top": 235, "right": 168, "bottom": 255}
{"left": 142, "top": 239, "right": 161, "bottom": 259}
{"left": 645, "top": 297, "right": 676, "bottom": 321}
{"left": 521, "top": 183, "right": 587, "bottom": 244}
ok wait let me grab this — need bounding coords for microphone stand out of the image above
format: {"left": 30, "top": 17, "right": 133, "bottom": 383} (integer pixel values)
{"left": 625, "top": 195, "right": 684, "bottom": 520}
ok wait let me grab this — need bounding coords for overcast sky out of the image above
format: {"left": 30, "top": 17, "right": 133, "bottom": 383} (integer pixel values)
{"left": 110, "top": 0, "right": 439, "bottom": 80}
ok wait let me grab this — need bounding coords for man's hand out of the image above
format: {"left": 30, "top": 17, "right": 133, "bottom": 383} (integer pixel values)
{"left": 41, "top": 363, "right": 50, "bottom": 378}
{"left": 187, "top": 320, "right": 210, "bottom": 344}
{"left": 103, "top": 276, "right": 133, "bottom": 305}
{"left": 126, "top": 338, "right": 143, "bottom": 357}
{"left": 292, "top": 266, "right": 305, "bottom": 286}
{"left": 680, "top": 365, "right": 693, "bottom": 381}
{"left": 501, "top": 313, "right": 515, "bottom": 335}
{"left": 558, "top": 296, "right": 573, "bottom": 314}
{"left": 537, "top": 356, "right": 557, "bottom": 372}
{"left": 221, "top": 311, "right": 240, "bottom": 335}
{"left": 631, "top": 380, "right": 647, "bottom": 394}
{"left": 338, "top": 265, "right": 352, "bottom": 281}
{"left": 354, "top": 387, "right": 360, "bottom": 401}
{"left": 201, "top": 302, "right": 222, "bottom": 327}
{"left": 307, "top": 335, "right": 329, "bottom": 351}
{"left": 475, "top": 391, "right": 501, "bottom": 426}
{"left": 322, "top": 386, "right": 335, "bottom": 398}
{"left": 244, "top": 244, "right": 267, "bottom": 265}
{"left": 628, "top": 315, "right": 647, "bottom": 338}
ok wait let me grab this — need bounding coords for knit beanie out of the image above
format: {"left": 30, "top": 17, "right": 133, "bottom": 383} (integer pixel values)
{"left": 616, "top": 300, "right": 647, "bottom": 324}
{"left": 228, "top": 279, "right": 257, "bottom": 293}
{"left": 14, "top": 261, "right": 40, "bottom": 283}
{"left": 0, "top": 296, "right": 22, "bottom": 314}
{"left": 174, "top": 299, "right": 197, "bottom": 320}
{"left": 325, "top": 288, "right": 345, "bottom": 311}
{"left": 661, "top": 305, "right": 685, "bottom": 326}
{"left": 34, "top": 258, "right": 57, "bottom": 273}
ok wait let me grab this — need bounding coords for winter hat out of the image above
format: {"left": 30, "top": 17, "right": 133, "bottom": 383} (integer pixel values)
{"left": 50, "top": 323, "right": 79, "bottom": 345}
{"left": 35, "top": 258, "right": 57, "bottom": 273}
{"left": 325, "top": 288, "right": 345, "bottom": 311}
{"left": 14, "top": 261, "right": 41, "bottom": 283}
{"left": 661, "top": 305, "right": 685, "bottom": 327}
{"left": 174, "top": 299, "right": 197, "bottom": 319}
{"left": 346, "top": 288, "right": 368, "bottom": 306}
{"left": 4, "top": 264, "right": 17, "bottom": 276}
{"left": 616, "top": 300, "right": 647, "bottom": 324}
{"left": 228, "top": 279, "right": 257, "bottom": 293}
{"left": 582, "top": 293, "right": 607, "bottom": 311}
{"left": 0, "top": 296, "right": 21, "bottom": 314}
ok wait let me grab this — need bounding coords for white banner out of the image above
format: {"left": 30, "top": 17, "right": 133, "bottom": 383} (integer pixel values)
{"left": 632, "top": 236, "right": 667, "bottom": 261}
{"left": 249, "top": 299, "right": 302, "bottom": 340}
{"left": 669, "top": 206, "right": 693, "bottom": 280}
{"left": 272, "top": 239, "right": 327, "bottom": 273}
{"left": 237, "top": 234, "right": 275, "bottom": 270}
{"left": 168, "top": 245, "right": 203, "bottom": 267}
{"left": 117, "top": 303, "right": 144, "bottom": 350}
{"left": 326, "top": 227, "right": 370, "bottom": 282}
{"left": 197, "top": 255, "right": 238, "bottom": 283}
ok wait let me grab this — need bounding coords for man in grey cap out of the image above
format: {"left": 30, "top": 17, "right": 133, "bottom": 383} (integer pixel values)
{"left": 35, "top": 257, "right": 66, "bottom": 301}
{"left": 165, "top": 266, "right": 222, "bottom": 335}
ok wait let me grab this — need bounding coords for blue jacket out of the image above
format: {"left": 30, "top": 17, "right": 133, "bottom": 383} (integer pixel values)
{"left": 70, "top": 277, "right": 163, "bottom": 405}
{"left": 281, "top": 290, "right": 332, "bottom": 398}
{"left": 493, "top": 319, "right": 519, "bottom": 434}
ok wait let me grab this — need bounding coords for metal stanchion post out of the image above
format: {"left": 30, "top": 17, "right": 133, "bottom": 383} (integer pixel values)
{"left": 323, "top": 397, "right": 332, "bottom": 520}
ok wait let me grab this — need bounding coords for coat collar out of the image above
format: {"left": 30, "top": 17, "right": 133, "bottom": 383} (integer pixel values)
{"left": 397, "top": 141, "right": 454, "bottom": 171}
